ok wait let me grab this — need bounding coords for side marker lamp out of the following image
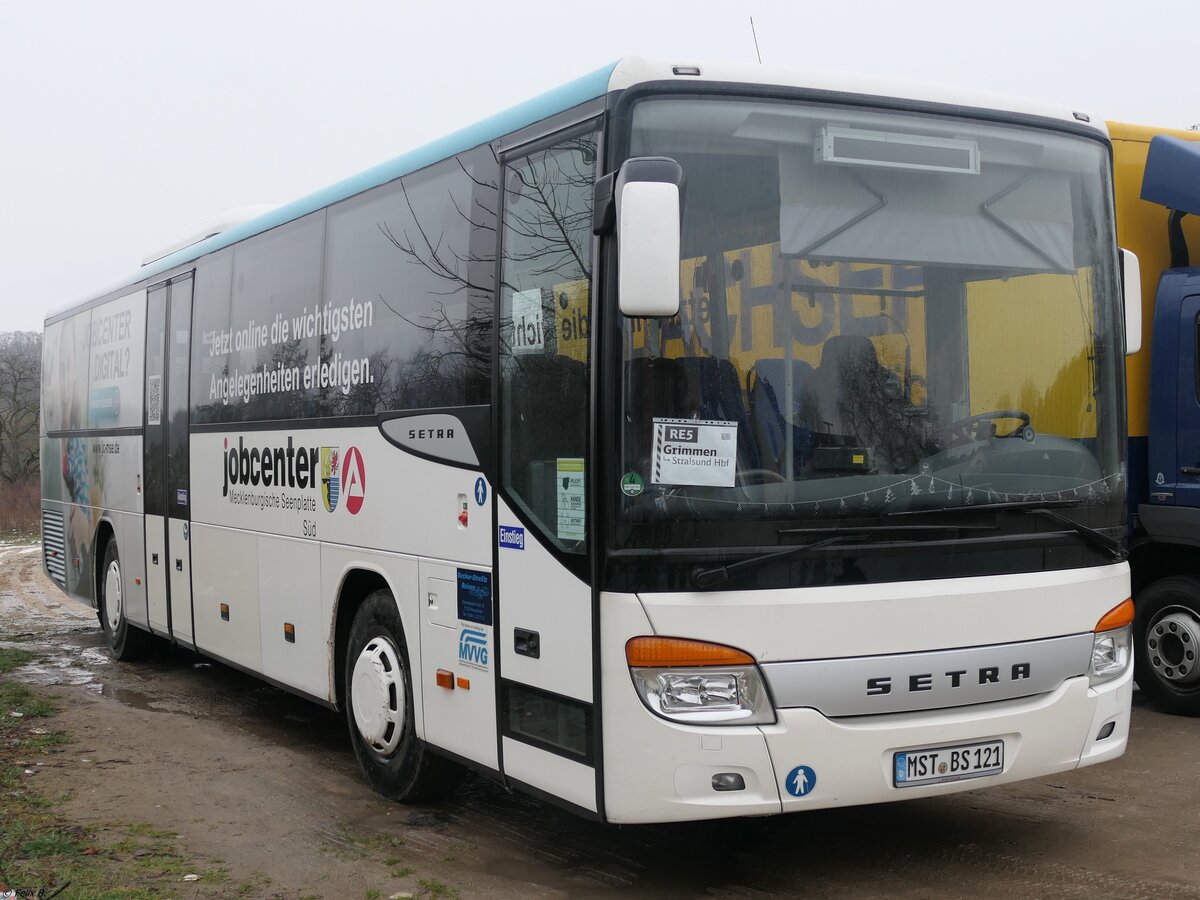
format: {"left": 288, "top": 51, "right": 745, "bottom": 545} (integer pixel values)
{"left": 626, "top": 636, "right": 775, "bottom": 726}
{"left": 1090, "top": 598, "right": 1134, "bottom": 687}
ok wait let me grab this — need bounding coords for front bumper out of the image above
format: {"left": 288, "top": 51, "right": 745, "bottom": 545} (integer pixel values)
{"left": 601, "top": 592, "right": 1132, "bottom": 824}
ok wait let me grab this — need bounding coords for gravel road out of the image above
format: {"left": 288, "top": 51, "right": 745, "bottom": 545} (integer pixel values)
{"left": 3, "top": 541, "right": 1198, "bottom": 899}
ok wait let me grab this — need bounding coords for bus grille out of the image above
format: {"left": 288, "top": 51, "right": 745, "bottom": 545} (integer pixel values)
{"left": 41, "top": 508, "right": 67, "bottom": 587}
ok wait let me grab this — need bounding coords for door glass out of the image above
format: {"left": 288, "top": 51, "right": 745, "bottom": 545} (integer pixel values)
{"left": 167, "top": 277, "right": 193, "bottom": 519}
{"left": 144, "top": 286, "right": 167, "bottom": 518}
{"left": 498, "top": 128, "right": 599, "bottom": 553}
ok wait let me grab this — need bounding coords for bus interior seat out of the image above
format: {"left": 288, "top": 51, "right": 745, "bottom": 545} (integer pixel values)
{"left": 748, "top": 358, "right": 815, "bottom": 474}
{"left": 625, "top": 356, "right": 760, "bottom": 477}
{"left": 808, "top": 334, "right": 896, "bottom": 439}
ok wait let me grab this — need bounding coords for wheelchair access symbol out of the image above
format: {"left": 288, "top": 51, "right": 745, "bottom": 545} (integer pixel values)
{"left": 784, "top": 764, "right": 817, "bottom": 797}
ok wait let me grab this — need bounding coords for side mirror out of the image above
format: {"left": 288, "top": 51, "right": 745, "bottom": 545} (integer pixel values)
{"left": 616, "top": 157, "right": 683, "bottom": 318}
{"left": 1120, "top": 248, "right": 1142, "bottom": 356}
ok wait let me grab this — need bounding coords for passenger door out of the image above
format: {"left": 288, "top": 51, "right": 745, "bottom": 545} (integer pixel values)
{"left": 143, "top": 273, "right": 195, "bottom": 645}
{"left": 494, "top": 125, "right": 601, "bottom": 813}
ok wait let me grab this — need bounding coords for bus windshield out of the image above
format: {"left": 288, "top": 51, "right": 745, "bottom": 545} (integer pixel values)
{"left": 617, "top": 96, "right": 1123, "bottom": 530}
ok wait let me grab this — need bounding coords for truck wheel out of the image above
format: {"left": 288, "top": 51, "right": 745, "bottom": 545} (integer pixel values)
{"left": 1134, "top": 576, "right": 1200, "bottom": 716}
{"left": 98, "top": 540, "right": 151, "bottom": 661}
{"left": 344, "top": 590, "right": 464, "bottom": 801}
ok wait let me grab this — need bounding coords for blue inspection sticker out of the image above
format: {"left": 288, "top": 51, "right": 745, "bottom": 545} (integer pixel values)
{"left": 456, "top": 568, "right": 492, "bottom": 626}
{"left": 784, "top": 765, "right": 817, "bottom": 798}
{"left": 474, "top": 476, "right": 488, "bottom": 506}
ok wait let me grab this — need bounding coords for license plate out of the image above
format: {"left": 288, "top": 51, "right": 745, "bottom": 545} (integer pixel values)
{"left": 893, "top": 739, "right": 1004, "bottom": 788}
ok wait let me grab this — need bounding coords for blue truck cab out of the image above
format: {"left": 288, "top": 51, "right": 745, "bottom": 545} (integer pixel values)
{"left": 1117, "top": 125, "right": 1200, "bottom": 713}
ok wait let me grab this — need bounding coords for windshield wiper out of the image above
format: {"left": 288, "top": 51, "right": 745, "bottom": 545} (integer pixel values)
{"left": 887, "top": 499, "right": 1125, "bottom": 560}
{"left": 692, "top": 535, "right": 849, "bottom": 589}
{"left": 691, "top": 522, "right": 1003, "bottom": 588}
{"left": 1021, "top": 506, "right": 1125, "bottom": 560}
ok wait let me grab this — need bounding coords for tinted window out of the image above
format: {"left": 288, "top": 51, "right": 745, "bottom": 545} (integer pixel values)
{"left": 498, "top": 129, "right": 599, "bottom": 554}
{"left": 85, "top": 290, "right": 146, "bottom": 429}
{"left": 190, "top": 252, "right": 234, "bottom": 424}
{"left": 325, "top": 145, "right": 496, "bottom": 414}
{"left": 42, "top": 313, "right": 89, "bottom": 432}
{"left": 201, "top": 213, "right": 325, "bottom": 423}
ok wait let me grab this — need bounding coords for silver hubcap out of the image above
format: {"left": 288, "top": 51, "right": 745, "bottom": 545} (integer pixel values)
{"left": 104, "top": 559, "right": 123, "bottom": 633}
{"left": 1147, "top": 605, "right": 1200, "bottom": 686}
{"left": 350, "top": 636, "right": 405, "bottom": 755}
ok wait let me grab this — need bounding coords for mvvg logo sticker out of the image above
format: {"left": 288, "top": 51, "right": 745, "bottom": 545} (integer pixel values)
{"left": 458, "top": 627, "right": 489, "bottom": 671}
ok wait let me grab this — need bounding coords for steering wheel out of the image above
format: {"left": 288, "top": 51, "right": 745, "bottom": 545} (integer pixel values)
{"left": 947, "top": 410, "right": 1032, "bottom": 446}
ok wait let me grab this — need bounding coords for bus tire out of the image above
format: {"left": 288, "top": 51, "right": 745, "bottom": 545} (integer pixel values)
{"left": 344, "top": 590, "right": 464, "bottom": 801}
{"left": 1134, "top": 575, "right": 1200, "bottom": 716}
{"left": 98, "top": 539, "right": 151, "bottom": 661}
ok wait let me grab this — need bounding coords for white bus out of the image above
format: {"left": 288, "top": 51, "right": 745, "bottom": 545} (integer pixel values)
{"left": 41, "top": 58, "right": 1136, "bottom": 823}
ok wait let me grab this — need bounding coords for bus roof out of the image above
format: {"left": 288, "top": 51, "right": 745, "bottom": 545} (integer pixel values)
{"left": 47, "top": 56, "right": 1108, "bottom": 322}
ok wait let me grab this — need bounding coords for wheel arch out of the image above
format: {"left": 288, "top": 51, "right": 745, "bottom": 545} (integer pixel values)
{"left": 92, "top": 516, "right": 118, "bottom": 611}
{"left": 1130, "top": 538, "right": 1200, "bottom": 598}
{"left": 331, "top": 565, "right": 410, "bottom": 711}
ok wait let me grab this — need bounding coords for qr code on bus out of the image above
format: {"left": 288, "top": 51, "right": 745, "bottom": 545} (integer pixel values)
{"left": 147, "top": 375, "right": 162, "bottom": 425}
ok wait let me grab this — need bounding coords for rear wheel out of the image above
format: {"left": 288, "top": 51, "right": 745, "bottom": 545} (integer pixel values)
{"left": 98, "top": 540, "right": 151, "bottom": 661}
{"left": 343, "top": 590, "right": 463, "bottom": 801}
{"left": 1134, "top": 575, "right": 1200, "bottom": 716}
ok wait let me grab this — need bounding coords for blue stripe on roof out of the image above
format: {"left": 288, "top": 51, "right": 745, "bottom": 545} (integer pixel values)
{"left": 139, "top": 61, "right": 618, "bottom": 285}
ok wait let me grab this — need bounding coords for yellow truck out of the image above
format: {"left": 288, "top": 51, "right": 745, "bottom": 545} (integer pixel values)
{"left": 1110, "top": 121, "right": 1200, "bottom": 713}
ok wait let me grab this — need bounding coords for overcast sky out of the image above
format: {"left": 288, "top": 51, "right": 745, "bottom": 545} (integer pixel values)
{"left": 2, "top": 0, "right": 1196, "bottom": 333}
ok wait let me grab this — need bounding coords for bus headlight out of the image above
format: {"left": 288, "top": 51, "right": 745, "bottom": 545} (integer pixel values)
{"left": 626, "top": 636, "right": 776, "bottom": 725}
{"left": 1089, "top": 626, "right": 1132, "bottom": 687}
{"left": 1089, "top": 599, "right": 1134, "bottom": 688}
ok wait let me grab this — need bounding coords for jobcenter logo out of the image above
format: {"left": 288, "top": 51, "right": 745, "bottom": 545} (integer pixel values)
{"left": 222, "top": 436, "right": 366, "bottom": 515}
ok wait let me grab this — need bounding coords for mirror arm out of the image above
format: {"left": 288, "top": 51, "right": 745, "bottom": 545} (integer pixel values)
{"left": 593, "top": 172, "right": 616, "bottom": 235}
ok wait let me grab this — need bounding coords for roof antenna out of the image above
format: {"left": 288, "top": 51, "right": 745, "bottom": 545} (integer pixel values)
{"left": 750, "top": 16, "right": 763, "bottom": 64}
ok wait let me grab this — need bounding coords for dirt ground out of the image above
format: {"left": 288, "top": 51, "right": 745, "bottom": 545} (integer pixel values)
{"left": 4, "top": 540, "right": 1200, "bottom": 899}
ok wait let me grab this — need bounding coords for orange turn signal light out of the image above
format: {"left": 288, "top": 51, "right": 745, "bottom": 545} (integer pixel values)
{"left": 625, "top": 636, "right": 755, "bottom": 668}
{"left": 1095, "top": 598, "right": 1134, "bottom": 632}
{"left": 435, "top": 669, "right": 454, "bottom": 689}
{"left": 456, "top": 676, "right": 470, "bottom": 690}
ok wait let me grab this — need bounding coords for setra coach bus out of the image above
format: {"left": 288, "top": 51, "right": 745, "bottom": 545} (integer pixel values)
{"left": 42, "top": 58, "right": 1137, "bottom": 823}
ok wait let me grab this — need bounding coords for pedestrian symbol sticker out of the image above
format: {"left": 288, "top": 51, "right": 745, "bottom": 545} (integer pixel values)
{"left": 474, "top": 477, "right": 487, "bottom": 506}
{"left": 784, "top": 765, "right": 816, "bottom": 797}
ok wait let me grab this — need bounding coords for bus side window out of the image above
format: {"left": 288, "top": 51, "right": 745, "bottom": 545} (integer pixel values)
{"left": 498, "top": 129, "right": 599, "bottom": 552}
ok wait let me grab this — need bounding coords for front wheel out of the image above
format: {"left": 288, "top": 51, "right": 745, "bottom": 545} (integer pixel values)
{"left": 343, "top": 590, "right": 463, "bottom": 801}
{"left": 1134, "top": 576, "right": 1200, "bottom": 716}
{"left": 98, "top": 540, "right": 151, "bottom": 661}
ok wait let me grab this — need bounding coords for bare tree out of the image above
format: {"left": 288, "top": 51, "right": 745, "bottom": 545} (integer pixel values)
{"left": 0, "top": 331, "right": 41, "bottom": 484}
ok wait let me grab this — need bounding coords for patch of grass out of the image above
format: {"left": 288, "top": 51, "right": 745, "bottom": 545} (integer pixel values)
{"left": 235, "top": 872, "right": 272, "bottom": 896}
{"left": 0, "top": 646, "right": 37, "bottom": 674}
{"left": 0, "top": 681, "right": 55, "bottom": 719}
{"left": 391, "top": 865, "right": 416, "bottom": 878}
{"left": 418, "top": 877, "right": 460, "bottom": 899}
{"left": 322, "top": 825, "right": 406, "bottom": 861}
{"left": 0, "top": 675, "right": 224, "bottom": 897}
